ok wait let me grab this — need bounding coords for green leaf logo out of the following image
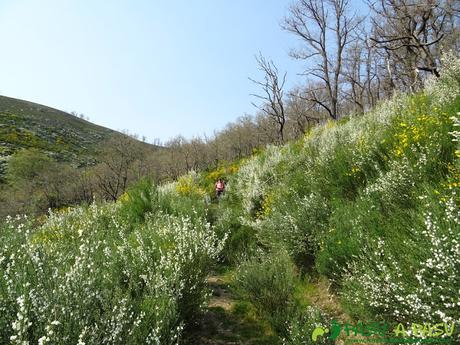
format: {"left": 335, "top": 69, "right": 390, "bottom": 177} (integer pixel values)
{"left": 311, "top": 326, "right": 329, "bottom": 342}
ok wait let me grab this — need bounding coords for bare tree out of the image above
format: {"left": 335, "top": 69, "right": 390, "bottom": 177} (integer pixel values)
{"left": 217, "top": 115, "right": 262, "bottom": 160}
{"left": 250, "top": 53, "right": 287, "bottom": 144}
{"left": 160, "top": 136, "right": 187, "bottom": 179}
{"left": 283, "top": 0, "right": 362, "bottom": 120}
{"left": 286, "top": 86, "right": 322, "bottom": 137}
{"left": 342, "top": 39, "right": 367, "bottom": 113}
{"left": 187, "top": 137, "right": 209, "bottom": 171}
{"left": 362, "top": 33, "right": 389, "bottom": 108}
{"left": 204, "top": 133, "right": 221, "bottom": 169}
{"left": 369, "top": 0, "right": 460, "bottom": 91}
{"left": 93, "top": 135, "right": 145, "bottom": 201}
{"left": 341, "top": 31, "right": 387, "bottom": 113}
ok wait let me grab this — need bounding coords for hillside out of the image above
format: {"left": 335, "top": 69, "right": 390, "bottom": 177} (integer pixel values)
{"left": 0, "top": 95, "right": 156, "bottom": 177}
{"left": 0, "top": 57, "right": 459, "bottom": 344}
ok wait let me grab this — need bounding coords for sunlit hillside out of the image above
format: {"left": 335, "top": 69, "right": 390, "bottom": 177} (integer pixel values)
{"left": 1, "top": 55, "right": 458, "bottom": 344}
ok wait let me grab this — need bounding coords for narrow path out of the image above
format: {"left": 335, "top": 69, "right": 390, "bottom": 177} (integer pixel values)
{"left": 185, "top": 275, "right": 279, "bottom": 345}
{"left": 302, "top": 277, "right": 349, "bottom": 323}
{"left": 302, "top": 277, "right": 386, "bottom": 345}
{"left": 186, "top": 274, "right": 379, "bottom": 345}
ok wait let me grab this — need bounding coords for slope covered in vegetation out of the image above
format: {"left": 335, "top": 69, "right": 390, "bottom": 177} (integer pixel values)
{"left": 0, "top": 95, "right": 156, "bottom": 179}
{"left": 212, "top": 54, "right": 460, "bottom": 343}
{"left": 0, "top": 55, "right": 459, "bottom": 344}
{"left": 0, "top": 95, "right": 162, "bottom": 217}
{"left": 0, "top": 96, "right": 109, "bottom": 168}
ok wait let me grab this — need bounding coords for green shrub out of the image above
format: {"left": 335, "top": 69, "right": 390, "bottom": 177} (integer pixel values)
{"left": 118, "top": 178, "right": 155, "bottom": 226}
{"left": 156, "top": 182, "right": 207, "bottom": 223}
{"left": 235, "top": 249, "right": 298, "bottom": 336}
{"left": 283, "top": 306, "right": 333, "bottom": 345}
{"left": 256, "top": 189, "right": 331, "bottom": 268}
{"left": 214, "top": 206, "right": 257, "bottom": 265}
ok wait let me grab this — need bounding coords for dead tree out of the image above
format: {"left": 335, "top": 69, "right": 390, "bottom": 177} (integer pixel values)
{"left": 250, "top": 54, "right": 287, "bottom": 144}
{"left": 287, "top": 86, "right": 322, "bottom": 137}
{"left": 94, "top": 135, "right": 144, "bottom": 201}
{"left": 369, "top": 0, "right": 460, "bottom": 91}
{"left": 342, "top": 31, "right": 386, "bottom": 113}
{"left": 283, "top": 0, "right": 362, "bottom": 120}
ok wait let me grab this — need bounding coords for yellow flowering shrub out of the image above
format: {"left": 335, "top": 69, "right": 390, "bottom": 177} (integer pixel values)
{"left": 118, "top": 192, "right": 130, "bottom": 203}
{"left": 206, "top": 163, "right": 240, "bottom": 182}
{"left": 175, "top": 174, "right": 206, "bottom": 197}
{"left": 256, "top": 192, "right": 275, "bottom": 219}
{"left": 31, "top": 228, "right": 64, "bottom": 245}
{"left": 391, "top": 98, "right": 450, "bottom": 158}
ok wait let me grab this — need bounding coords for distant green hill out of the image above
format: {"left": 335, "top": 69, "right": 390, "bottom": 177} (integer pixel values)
{"left": 0, "top": 95, "right": 156, "bottom": 178}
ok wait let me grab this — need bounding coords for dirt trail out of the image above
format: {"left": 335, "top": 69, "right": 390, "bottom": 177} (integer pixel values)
{"left": 186, "top": 275, "right": 377, "bottom": 345}
{"left": 304, "top": 277, "right": 349, "bottom": 323}
{"left": 185, "top": 275, "right": 278, "bottom": 345}
{"left": 301, "top": 277, "right": 385, "bottom": 345}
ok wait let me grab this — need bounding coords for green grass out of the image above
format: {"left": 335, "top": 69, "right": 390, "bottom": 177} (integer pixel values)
{"left": 0, "top": 95, "right": 157, "bottom": 178}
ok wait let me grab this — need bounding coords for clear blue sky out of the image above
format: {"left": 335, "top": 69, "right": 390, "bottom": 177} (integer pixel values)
{"left": 0, "top": 0, "right": 364, "bottom": 143}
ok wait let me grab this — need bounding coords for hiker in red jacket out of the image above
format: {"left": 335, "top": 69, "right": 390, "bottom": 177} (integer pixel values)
{"left": 215, "top": 178, "right": 225, "bottom": 198}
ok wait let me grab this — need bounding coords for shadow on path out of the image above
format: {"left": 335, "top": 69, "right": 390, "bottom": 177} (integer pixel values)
{"left": 184, "top": 275, "right": 279, "bottom": 345}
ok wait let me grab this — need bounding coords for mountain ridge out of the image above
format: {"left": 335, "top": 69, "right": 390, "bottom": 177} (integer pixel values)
{"left": 0, "top": 94, "right": 157, "bottom": 178}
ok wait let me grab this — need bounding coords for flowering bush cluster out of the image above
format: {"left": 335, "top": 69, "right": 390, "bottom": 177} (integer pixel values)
{"left": 231, "top": 144, "right": 287, "bottom": 218}
{"left": 175, "top": 171, "right": 206, "bottom": 198}
{"left": 342, "top": 187, "right": 460, "bottom": 324}
{"left": 0, "top": 184, "right": 225, "bottom": 344}
{"left": 426, "top": 52, "right": 460, "bottom": 105}
{"left": 226, "top": 54, "right": 460, "bottom": 330}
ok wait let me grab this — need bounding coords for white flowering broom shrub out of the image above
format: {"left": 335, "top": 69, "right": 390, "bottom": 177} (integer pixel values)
{"left": 231, "top": 145, "right": 287, "bottom": 219}
{"left": 342, "top": 187, "right": 460, "bottom": 324}
{"left": 225, "top": 54, "right": 460, "bottom": 327}
{"left": 0, "top": 184, "right": 225, "bottom": 344}
{"left": 426, "top": 52, "right": 460, "bottom": 106}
